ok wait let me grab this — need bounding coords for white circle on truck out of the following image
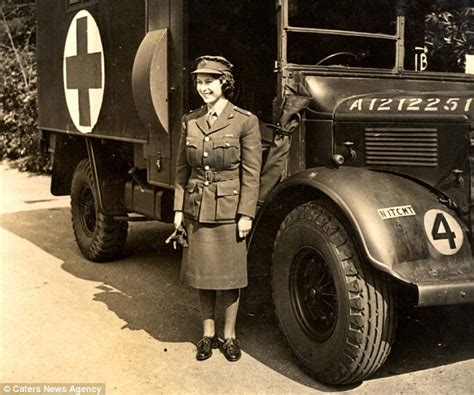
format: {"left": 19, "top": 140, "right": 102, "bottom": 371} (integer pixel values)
{"left": 423, "top": 209, "right": 463, "bottom": 255}
{"left": 63, "top": 10, "right": 105, "bottom": 134}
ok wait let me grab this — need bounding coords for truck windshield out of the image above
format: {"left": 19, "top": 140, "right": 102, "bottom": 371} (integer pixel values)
{"left": 286, "top": 0, "right": 473, "bottom": 75}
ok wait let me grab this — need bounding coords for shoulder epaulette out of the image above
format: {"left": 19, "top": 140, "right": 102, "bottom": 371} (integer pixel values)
{"left": 233, "top": 106, "right": 253, "bottom": 117}
{"left": 187, "top": 107, "right": 197, "bottom": 114}
{"left": 188, "top": 106, "right": 204, "bottom": 114}
{"left": 184, "top": 106, "right": 205, "bottom": 120}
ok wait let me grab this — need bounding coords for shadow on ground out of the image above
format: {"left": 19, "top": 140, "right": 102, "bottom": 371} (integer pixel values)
{"left": 2, "top": 207, "right": 474, "bottom": 391}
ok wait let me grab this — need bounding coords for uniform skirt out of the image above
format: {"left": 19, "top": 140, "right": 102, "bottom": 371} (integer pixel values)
{"left": 180, "top": 217, "right": 248, "bottom": 290}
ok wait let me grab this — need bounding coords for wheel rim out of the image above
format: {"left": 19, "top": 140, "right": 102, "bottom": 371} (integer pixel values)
{"left": 79, "top": 186, "right": 96, "bottom": 236}
{"left": 290, "top": 247, "right": 338, "bottom": 343}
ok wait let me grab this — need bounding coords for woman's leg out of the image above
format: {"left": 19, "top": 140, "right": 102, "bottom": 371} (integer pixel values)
{"left": 221, "top": 288, "right": 242, "bottom": 361}
{"left": 196, "top": 289, "right": 219, "bottom": 361}
{"left": 222, "top": 288, "right": 240, "bottom": 339}
{"left": 198, "top": 289, "right": 217, "bottom": 337}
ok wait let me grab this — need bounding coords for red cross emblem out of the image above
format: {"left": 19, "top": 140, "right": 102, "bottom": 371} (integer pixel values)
{"left": 63, "top": 10, "right": 104, "bottom": 134}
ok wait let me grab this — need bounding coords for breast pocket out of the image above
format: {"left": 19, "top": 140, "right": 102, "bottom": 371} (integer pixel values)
{"left": 215, "top": 179, "right": 240, "bottom": 220}
{"left": 213, "top": 137, "right": 240, "bottom": 169}
{"left": 185, "top": 136, "right": 200, "bottom": 166}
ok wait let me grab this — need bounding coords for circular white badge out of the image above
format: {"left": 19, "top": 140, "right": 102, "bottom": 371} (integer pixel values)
{"left": 63, "top": 10, "right": 105, "bottom": 134}
{"left": 423, "top": 209, "right": 463, "bottom": 255}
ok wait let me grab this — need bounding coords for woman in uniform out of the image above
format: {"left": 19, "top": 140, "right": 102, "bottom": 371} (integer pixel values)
{"left": 173, "top": 55, "right": 262, "bottom": 362}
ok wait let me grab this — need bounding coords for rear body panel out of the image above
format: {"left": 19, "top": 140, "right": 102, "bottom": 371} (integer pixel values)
{"left": 37, "top": 0, "right": 147, "bottom": 142}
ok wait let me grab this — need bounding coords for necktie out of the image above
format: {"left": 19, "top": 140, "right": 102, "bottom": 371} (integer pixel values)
{"left": 207, "top": 111, "right": 217, "bottom": 128}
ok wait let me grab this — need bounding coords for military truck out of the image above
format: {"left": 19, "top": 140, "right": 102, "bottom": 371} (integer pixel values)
{"left": 37, "top": 0, "right": 473, "bottom": 385}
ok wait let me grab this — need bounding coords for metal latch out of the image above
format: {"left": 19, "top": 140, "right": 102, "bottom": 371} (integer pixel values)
{"left": 156, "top": 152, "right": 162, "bottom": 172}
{"left": 343, "top": 141, "right": 357, "bottom": 161}
{"left": 451, "top": 169, "right": 464, "bottom": 188}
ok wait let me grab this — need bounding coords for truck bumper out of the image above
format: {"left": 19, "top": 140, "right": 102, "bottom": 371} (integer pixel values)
{"left": 418, "top": 281, "right": 474, "bottom": 306}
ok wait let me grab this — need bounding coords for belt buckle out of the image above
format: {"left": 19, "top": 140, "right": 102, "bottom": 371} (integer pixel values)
{"left": 204, "top": 170, "right": 214, "bottom": 183}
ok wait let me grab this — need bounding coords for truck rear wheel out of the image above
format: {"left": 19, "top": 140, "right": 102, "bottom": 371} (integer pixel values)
{"left": 71, "top": 159, "right": 128, "bottom": 262}
{"left": 272, "top": 200, "right": 397, "bottom": 384}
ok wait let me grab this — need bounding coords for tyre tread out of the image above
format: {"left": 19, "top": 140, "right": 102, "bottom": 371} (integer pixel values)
{"left": 271, "top": 200, "right": 397, "bottom": 385}
{"left": 71, "top": 159, "right": 128, "bottom": 262}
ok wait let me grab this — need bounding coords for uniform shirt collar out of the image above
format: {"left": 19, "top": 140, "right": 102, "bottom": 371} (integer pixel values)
{"left": 207, "top": 98, "right": 228, "bottom": 117}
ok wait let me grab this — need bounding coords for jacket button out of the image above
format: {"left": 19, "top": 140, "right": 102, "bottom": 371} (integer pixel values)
{"left": 204, "top": 136, "right": 210, "bottom": 142}
{"left": 233, "top": 190, "right": 238, "bottom": 194}
{"left": 204, "top": 165, "right": 210, "bottom": 170}
{"left": 203, "top": 152, "right": 209, "bottom": 157}
{"left": 204, "top": 181, "right": 209, "bottom": 186}
{"left": 225, "top": 142, "right": 230, "bottom": 147}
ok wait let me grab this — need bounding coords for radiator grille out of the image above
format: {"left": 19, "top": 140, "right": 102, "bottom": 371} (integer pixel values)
{"left": 364, "top": 127, "right": 438, "bottom": 167}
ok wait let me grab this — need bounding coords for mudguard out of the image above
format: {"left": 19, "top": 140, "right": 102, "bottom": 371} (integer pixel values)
{"left": 263, "top": 167, "right": 474, "bottom": 306}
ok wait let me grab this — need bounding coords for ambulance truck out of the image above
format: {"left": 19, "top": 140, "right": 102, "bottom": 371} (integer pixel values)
{"left": 37, "top": 0, "right": 473, "bottom": 384}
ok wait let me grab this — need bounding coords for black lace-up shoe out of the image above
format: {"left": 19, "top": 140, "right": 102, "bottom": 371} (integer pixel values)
{"left": 222, "top": 338, "right": 241, "bottom": 362}
{"left": 196, "top": 334, "right": 220, "bottom": 361}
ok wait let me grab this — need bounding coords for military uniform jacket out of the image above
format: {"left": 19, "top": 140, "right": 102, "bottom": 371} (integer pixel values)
{"left": 174, "top": 102, "right": 262, "bottom": 224}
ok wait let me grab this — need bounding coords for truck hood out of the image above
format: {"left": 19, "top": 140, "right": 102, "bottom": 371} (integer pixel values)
{"left": 333, "top": 90, "right": 474, "bottom": 121}
{"left": 303, "top": 74, "right": 474, "bottom": 123}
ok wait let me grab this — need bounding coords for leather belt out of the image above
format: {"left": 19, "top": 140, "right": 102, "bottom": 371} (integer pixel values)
{"left": 191, "top": 169, "right": 239, "bottom": 184}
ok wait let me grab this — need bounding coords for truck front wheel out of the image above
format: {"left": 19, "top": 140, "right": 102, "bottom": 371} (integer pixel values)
{"left": 71, "top": 159, "right": 128, "bottom": 262}
{"left": 272, "top": 200, "right": 397, "bottom": 384}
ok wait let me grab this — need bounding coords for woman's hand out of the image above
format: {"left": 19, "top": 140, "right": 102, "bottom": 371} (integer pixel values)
{"left": 174, "top": 211, "right": 184, "bottom": 231}
{"left": 238, "top": 215, "right": 253, "bottom": 239}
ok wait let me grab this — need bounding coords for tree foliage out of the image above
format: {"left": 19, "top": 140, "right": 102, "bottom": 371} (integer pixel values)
{"left": 1, "top": 3, "right": 51, "bottom": 173}
{"left": 425, "top": 7, "right": 474, "bottom": 72}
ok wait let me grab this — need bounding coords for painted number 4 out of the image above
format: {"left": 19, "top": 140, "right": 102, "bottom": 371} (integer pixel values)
{"left": 424, "top": 209, "right": 463, "bottom": 255}
{"left": 431, "top": 213, "right": 456, "bottom": 249}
